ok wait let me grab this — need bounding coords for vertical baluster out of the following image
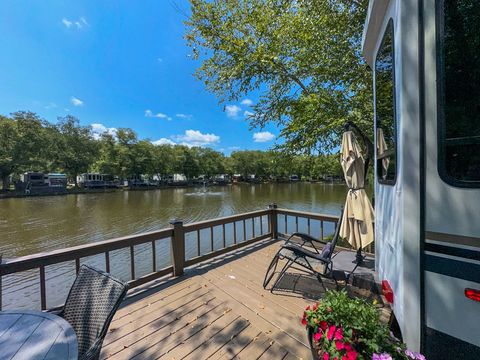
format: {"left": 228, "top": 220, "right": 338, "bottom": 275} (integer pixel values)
{"left": 40, "top": 266, "right": 46, "bottom": 310}
{"left": 152, "top": 241, "right": 156, "bottom": 272}
{"left": 252, "top": 217, "right": 255, "bottom": 238}
{"left": 130, "top": 245, "right": 135, "bottom": 280}
{"left": 260, "top": 215, "right": 264, "bottom": 234}
{"left": 75, "top": 258, "right": 80, "bottom": 274}
{"left": 285, "top": 214, "right": 288, "bottom": 234}
{"left": 105, "top": 251, "right": 110, "bottom": 273}
{"left": 307, "top": 218, "right": 311, "bottom": 235}
{"left": 295, "top": 216, "right": 299, "bottom": 233}
{"left": 197, "top": 229, "right": 201, "bottom": 256}
{"left": 210, "top": 227, "right": 214, "bottom": 252}
{"left": 243, "top": 219, "right": 247, "bottom": 241}
{"left": 233, "top": 222, "right": 237, "bottom": 244}
{"left": 222, "top": 224, "right": 226, "bottom": 248}
{"left": 321, "top": 220, "right": 324, "bottom": 241}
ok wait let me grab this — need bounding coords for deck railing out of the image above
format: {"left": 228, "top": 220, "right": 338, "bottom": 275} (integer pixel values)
{"left": 0, "top": 204, "right": 339, "bottom": 310}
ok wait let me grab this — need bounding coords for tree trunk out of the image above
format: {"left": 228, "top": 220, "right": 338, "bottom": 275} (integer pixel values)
{"left": 1, "top": 174, "right": 10, "bottom": 191}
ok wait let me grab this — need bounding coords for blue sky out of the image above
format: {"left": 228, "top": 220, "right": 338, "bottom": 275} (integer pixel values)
{"left": 0, "top": 1, "right": 279, "bottom": 154}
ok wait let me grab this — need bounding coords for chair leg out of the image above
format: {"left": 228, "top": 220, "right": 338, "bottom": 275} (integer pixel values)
{"left": 263, "top": 253, "right": 281, "bottom": 289}
{"left": 270, "top": 258, "right": 294, "bottom": 293}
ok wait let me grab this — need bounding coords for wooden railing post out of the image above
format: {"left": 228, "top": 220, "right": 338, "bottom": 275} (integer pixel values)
{"left": 169, "top": 219, "right": 185, "bottom": 277}
{"left": 268, "top": 203, "right": 278, "bottom": 240}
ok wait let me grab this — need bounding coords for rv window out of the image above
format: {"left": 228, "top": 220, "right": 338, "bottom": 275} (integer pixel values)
{"left": 438, "top": 0, "right": 480, "bottom": 187}
{"left": 375, "top": 20, "right": 396, "bottom": 184}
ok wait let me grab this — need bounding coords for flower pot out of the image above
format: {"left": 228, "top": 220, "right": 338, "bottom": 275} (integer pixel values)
{"left": 307, "top": 327, "right": 319, "bottom": 360}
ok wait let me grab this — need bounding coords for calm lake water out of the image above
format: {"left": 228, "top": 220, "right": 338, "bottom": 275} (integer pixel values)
{"left": 0, "top": 182, "right": 347, "bottom": 310}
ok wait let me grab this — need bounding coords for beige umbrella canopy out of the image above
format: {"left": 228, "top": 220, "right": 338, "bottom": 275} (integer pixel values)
{"left": 339, "top": 131, "right": 374, "bottom": 250}
{"left": 377, "top": 128, "right": 390, "bottom": 180}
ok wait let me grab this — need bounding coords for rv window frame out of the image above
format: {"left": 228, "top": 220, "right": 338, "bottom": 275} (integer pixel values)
{"left": 375, "top": 18, "right": 397, "bottom": 186}
{"left": 436, "top": 0, "right": 480, "bottom": 188}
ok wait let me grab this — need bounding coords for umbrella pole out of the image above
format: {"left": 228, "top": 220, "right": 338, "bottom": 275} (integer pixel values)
{"left": 355, "top": 247, "right": 364, "bottom": 264}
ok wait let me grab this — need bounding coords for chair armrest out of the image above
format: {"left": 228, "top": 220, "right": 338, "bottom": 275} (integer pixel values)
{"left": 286, "top": 232, "right": 327, "bottom": 253}
{"left": 283, "top": 244, "right": 331, "bottom": 265}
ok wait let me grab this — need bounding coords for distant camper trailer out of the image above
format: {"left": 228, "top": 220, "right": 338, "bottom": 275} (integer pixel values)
{"left": 167, "top": 174, "right": 188, "bottom": 186}
{"left": 17, "top": 172, "right": 67, "bottom": 194}
{"left": 20, "top": 172, "right": 46, "bottom": 187}
{"left": 77, "top": 173, "right": 117, "bottom": 188}
{"left": 232, "top": 174, "right": 241, "bottom": 183}
{"left": 213, "top": 174, "right": 230, "bottom": 185}
{"left": 289, "top": 175, "right": 299, "bottom": 182}
{"left": 45, "top": 173, "right": 67, "bottom": 188}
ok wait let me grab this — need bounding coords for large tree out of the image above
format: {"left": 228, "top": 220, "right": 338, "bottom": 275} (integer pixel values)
{"left": 186, "top": 0, "right": 371, "bottom": 153}
{"left": 0, "top": 112, "right": 50, "bottom": 190}
{"left": 55, "top": 115, "right": 97, "bottom": 185}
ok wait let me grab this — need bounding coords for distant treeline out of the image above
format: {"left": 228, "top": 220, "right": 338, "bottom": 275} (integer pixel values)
{"left": 0, "top": 111, "right": 343, "bottom": 189}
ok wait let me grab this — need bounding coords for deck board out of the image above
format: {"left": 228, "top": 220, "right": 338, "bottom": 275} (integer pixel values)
{"left": 101, "top": 239, "right": 377, "bottom": 360}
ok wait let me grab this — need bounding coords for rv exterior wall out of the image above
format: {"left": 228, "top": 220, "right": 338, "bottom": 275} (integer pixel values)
{"left": 423, "top": 0, "right": 480, "bottom": 351}
{"left": 398, "top": 0, "right": 422, "bottom": 351}
{"left": 368, "top": 0, "right": 422, "bottom": 351}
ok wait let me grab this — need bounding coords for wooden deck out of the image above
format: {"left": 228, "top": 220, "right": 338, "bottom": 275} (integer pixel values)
{"left": 100, "top": 239, "right": 377, "bottom": 360}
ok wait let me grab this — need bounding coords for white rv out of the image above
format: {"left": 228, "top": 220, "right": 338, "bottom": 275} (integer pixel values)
{"left": 363, "top": 1, "right": 480, "bottom": 358}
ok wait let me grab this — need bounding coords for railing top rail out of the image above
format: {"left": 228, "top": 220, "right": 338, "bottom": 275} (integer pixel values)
{"left": 183, "top": 209, "right": 270, "bottom": 232}
{"left": 0, "top": 228, "right": 174, "bottom": 276}
{"left": 276, "top": 208, "right": 339, "bottom": 222}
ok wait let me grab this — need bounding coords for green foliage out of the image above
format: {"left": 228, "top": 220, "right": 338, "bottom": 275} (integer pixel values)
{"left": 55, "top": 115, "right": 97, "bottom": 184}
{"left": 0, "top": 111, "right": 345, "bottom": 188}
{"left": 303, "top": 291, "right": 422, "bottom": 360}
{"left": 185, "top": 0, "right": 372, "bottom": 154}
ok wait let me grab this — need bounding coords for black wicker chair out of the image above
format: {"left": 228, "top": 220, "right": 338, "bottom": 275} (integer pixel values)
{"left": 263, "top": 209, "right": 344, "bottom": 292}
{"left": 58, "top": 264, "right": 128, "bottom": 360}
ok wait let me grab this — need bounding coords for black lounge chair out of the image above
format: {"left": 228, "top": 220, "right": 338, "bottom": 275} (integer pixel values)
{"left": 263, "top": 209, "right": 344, "bottom": 292}
{"left": 55, "top": 264, "right": 128, "bottom": 360}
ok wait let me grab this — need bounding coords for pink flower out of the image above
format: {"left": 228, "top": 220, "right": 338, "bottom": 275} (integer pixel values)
{"left": 346, "top": 349, "right": 358, "bottom": 360}
{"left": 323, "top": 353, "right": 330, "bottom": 360}
{"left": 301, "top": 318, "right": 307, "bottom": 326}
{"left": 306, "top": 305, "right": 311, "bottom": 311}
{"left": 327, "top": 325, "right": 337, "bottom": 340}
{"left": 334, "top": 327, "right": 343, "bottom": 341}
{"left": 314, "top": 332, "right": 322, "bottom": 342}
{"left": 335, "top": 340, "right": 345, "bottom": 351}
{"left": 313, "top": 303, "right": 319, "bottom": 310}
{"left": 319, "top": 321, "right": 328, "bottom": 331}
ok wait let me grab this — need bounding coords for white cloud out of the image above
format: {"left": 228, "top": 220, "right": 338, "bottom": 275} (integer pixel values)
{"left": 225, "top": 105, "right": 241, "bottom": 118}
{"left": 62, "top": 18, "right": 72, "bottom": 28}
{"left": 241, "top": 99, "right": 253, "bottom": 106}
{"left": 63, "top": 17, "right": 88, "bottom": 29}
{"left": 176, "top": 113, "right": 192, "bottom": 119}
{"left": 174, "top": 129, "right": 220, "bottom": 147}
{"left": 229, "top": 146, "right": 241, "bottom": 151}
{"left": 90, "top": 123, "right": 117, "bottom": 140}
{"left": 44, "top": 102, "right": 57, "bottom": 109}
{"left": 157, "top": 58, "right": 163, "bottom": 63}
{"left": 244, "top": 110, "right": 254, "bottom": 117}
{"left": 145, "top": 110, "right": 172, "bottom": 121}
{"left": 64, "top": 108, "right": 70, "bottom": 112}
{"left": 70, "top": 97, "right": 83, "bottom": 106}
{"left": 253, "top": 131, "right": 275, "bottom": 143}
{"left": 152, "top": 138, "right": 176, "bottom": 146}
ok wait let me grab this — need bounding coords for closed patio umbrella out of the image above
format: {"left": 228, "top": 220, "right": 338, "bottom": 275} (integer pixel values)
{"left": 339, "top": 131, "right": 374, "bottom": 250}
{"left": 377, "top": 128, "right": 390, "bottom": 180}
